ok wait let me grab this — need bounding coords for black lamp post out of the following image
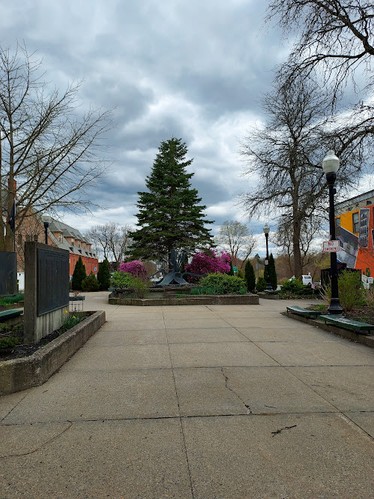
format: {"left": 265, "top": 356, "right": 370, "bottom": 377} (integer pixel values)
{"left": 322, "top": 150, "right": 343, "bottom": 315}
{"left": 263, "top": 223, "right": 272, "bottom": 291}
{"left": 43, "top": 221, "right": 49, "bottom": 245}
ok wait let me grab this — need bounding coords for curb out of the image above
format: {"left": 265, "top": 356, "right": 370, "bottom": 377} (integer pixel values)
{"left": 283, "top": 311, "right": 374, "bottom": 348}
{"left": 109, "top": 294, "right": 259, "bottom": 306}
{"left": 0, "top": 310, "right": 106, "bottom": 395}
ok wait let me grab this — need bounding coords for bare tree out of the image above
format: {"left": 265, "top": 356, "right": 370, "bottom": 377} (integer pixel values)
{"left": 86, "top": 223, "right": 133, "bottom": 265}
{"left": 268, "top": 0, "right": 374, "bottom": 100}
{"left": 241, "top": 76, "right": 367, "bottom": 277}
{"left": 215, "top": 220, "right": 256, "bottom": 268}
{"left": 0, "top": 44, "right": 110, "bottom": 251}
{"left": 275, "top": 214, "right": 323, "bottom": 275}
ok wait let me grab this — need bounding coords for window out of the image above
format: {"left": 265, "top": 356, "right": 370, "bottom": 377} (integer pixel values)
{"left": 352, "top": 212, "right": 359, "bottom": 233}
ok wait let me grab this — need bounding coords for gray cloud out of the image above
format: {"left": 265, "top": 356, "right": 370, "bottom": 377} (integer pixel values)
{"left": 0, "top": 0, "right": 289, "bottom": 252}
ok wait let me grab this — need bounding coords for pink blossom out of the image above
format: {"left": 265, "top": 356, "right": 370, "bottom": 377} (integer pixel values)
{"left": 119, "top": 260, "right": 147, "bottom": 279}
{"left": 185, "top": 250, "right": 231, "bottom": 277}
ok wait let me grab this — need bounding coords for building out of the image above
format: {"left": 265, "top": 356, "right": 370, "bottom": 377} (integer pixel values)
{"left": 16, "top": 214, "right": 98, "bottom": 289}
{"left": 42, "top": 216, "right": 98, "bottom": 278}
{"left": 335, "top": 189, "right": 374, "bottom": 276}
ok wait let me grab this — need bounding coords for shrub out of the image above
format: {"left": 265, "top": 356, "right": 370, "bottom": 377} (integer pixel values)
{"left": 81, "top": 273, "right": 100, "bottom": 292}
{"left": 279, "top": 278, "right": 305, "bottom": 297}
{"left": 244, "top": 261, "right": 256, "bottom": 293}
{"left": 256, "top": 277, "right": 267, "bottom": 292}
{"left": 191, "top": 273, "right": 247, "bottom": 295}
{"left": 110, "top": 271, "right": 149, "bottom": 298}
{"left": 97, "top": 258, "right": 111, "bottom": 290}
{"left": 185, "top": 250, "right": 231, "bottom": 279}
{"left": 0, "top": 293, "right": 24, "bottom": 306}
{"left": 268, "top": 253, "right": 278, "bottom": 290}
{"left": 118, "top": 260, "right": 147, "bottom": 280}
{"left": 323, "top": 270, "right": 366, "bottom": 311}
{"left": 110, "top": 271, "right": 134, "bottom": 289}
{"left": 72, "top": 256, "right": 87, "bottom": 291}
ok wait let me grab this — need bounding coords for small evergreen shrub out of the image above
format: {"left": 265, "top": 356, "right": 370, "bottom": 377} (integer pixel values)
{"left": 81, "top": 273, "right": 100, "bottom": 292}
{"left": 256, "top": 277, "right": 267, "bottom": 292}
{"left": 72, "top": 256, "right": 87, "bottom": 291}
{"left": 110, "top": 271, "right": 134, "bottom": 289}
{"left": 268, "top": 253, "right": 278, "bottom": 290}
{"left": 191, "top": 273, "right": 247, "bottom": 295}
{"left": 279, "top": 278, "right": 316, "bottom": 298}
{"left": 97, "top": 258, "right": 111, "bottom": 290}
{"left": 244, "top": 261, "right": 256, "bottom": 293}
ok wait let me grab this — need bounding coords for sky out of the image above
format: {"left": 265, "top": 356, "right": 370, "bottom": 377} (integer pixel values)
{"left": 0, "top": 0, "right": 372, "bottom": 257}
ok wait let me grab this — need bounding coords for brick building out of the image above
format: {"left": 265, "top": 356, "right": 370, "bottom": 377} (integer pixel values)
{"left": 16, "top": 214, "right": 98, "bottom": 289}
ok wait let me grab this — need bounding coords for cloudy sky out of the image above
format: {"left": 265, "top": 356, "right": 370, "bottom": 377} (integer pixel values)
{"left": 1, "top": 0, "right": 371, "bottom": 256}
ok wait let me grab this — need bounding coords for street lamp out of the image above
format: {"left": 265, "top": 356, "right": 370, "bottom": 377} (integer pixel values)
{"left": 322, "top": 150, "right": 343, "bottom": 315}
{"left": 263, "top": 223, "right": 272, "bottom": 291}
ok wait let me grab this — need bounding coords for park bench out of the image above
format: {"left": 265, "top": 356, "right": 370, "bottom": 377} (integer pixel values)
{"left": 319, "top": 314, "right": 374, "bottom": 334}
{"left": 286, "top": 305, "right": 321, "bottom": 319}
{"left": 0, "top": 308, "right": 24, "bottom": 322}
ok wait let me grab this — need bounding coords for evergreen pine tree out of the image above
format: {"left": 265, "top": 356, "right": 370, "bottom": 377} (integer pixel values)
{"left": 72, "top": 256, "right": 87, "bottom": 291}
{"left": 268, "top": 253, "right": 278, "bottom": 290}
{"left": 244, "top": 260, "right": 256, "bottom": 293}
{"left": 97, "top": 258, "right": 111, "bottom": 290}
{"left": 131, "top": 138, "right": 214, "bottom": 265}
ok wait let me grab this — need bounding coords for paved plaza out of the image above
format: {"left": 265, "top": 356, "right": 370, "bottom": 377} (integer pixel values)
{"left": 1, "top": 292, "right": 373, "bottom": 498}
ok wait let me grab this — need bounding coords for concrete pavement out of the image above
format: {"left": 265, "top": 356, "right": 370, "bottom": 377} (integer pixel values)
{"left": 1, "top": 292, "right": 373, "bottom": 498}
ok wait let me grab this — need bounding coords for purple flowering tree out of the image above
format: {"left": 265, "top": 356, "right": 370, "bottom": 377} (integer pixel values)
{"left": 185, "top": 250, "right": 231, "bottom": 278}
{"left": 119, "top": 260, "right": 148, "bottom": 280}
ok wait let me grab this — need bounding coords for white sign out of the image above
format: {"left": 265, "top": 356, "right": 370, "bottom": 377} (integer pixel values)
{"left": 322, "top": 240, "right": 340, "bottom": 253}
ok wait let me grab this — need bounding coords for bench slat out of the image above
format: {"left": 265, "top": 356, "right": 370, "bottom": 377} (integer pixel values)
{"left": 286, "top": 306, "right": 321, "bottom": 318}
{"left": 320, "top": 314, "right": 374, "bottom": 333}
{"left": 0, "top": 308, "right": 24, "bottom": 321}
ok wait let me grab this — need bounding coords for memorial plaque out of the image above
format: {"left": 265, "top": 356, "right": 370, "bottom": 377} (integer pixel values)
{"left": 37, "top": 247, "right": 69, "bottom": 315}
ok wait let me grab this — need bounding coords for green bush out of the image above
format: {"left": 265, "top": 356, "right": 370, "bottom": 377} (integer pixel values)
{"left": 278, "top": 278, "right": 304, "bottom": 297}
{"left": 110, "top": 271, "right": 134, "bottom": 289}
{"left": 256, "top": 276, "right": 267, "bottom": 292}
{"left": 0, "top": 336, "right": 20, "bottom": 350}
{"left": 0, "top": 293, "right": 24, "bottom": 306}
{"left": 244, "top": 261, "right": 256, "bottom": 293}
{"left": 61, "top": 314, "right": 82, "bottom": 332}
{"left": 81, "top": 273, "right": 100, "bottom": 292}
{"left": 72, "top": 256, "right": 87, "bottom": 291}
{"left": 268, "top": 253, "right": 278, "bottom": 290}
{"left": 110, "top": 271, "right": 149, "bottom": 298}
{"left": 191, "top": 273, "right": 247, "bottom": 295}
{"left": 97, "top": 258, "right": 111, "bottom": 290}
{"left": 323, "top": 270, "right": 366, "bottom": 311}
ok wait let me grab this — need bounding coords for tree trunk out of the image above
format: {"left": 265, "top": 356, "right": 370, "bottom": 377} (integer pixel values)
{"left": 292, "top": 218, "right": 303, "bottom": 278}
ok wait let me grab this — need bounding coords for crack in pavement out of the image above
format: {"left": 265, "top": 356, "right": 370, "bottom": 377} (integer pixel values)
{"left": 271, "top": 424, "right": 297, "bottom": 437}
{"left": 0, "top": 421, "right": 73, "bottom": 459}
{"left": 221, "top": 368, "right": 252, "bottom": 414}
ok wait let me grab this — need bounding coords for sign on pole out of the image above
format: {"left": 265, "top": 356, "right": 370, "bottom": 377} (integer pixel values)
{"left": 322, "top": 240, "right": 340, "bottom": 253}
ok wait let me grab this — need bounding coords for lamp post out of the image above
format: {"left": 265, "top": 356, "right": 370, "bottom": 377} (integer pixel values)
{"left": 263, "top": 223, "right": 272, "bottom": 291}
{"left": 322, "top": 150, "right": 343, "bottom": 315}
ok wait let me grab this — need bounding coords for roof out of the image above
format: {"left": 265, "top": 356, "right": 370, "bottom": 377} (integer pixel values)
{"left": 335, "top": 189, "right": 374, "bottom": 214}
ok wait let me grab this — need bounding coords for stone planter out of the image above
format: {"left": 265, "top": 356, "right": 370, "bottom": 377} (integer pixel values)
{"left": 0, "top": 310, "right": 105, "bottom": 395}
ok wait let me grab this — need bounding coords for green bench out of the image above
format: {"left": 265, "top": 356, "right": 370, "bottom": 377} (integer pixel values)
{"left": 286, "top": 305, "right": 321, "bottom": 319}
{"left": 0, "top": 308, "right": 24, "bottom": 322}
{"left": 320, "top": 314, "right": 374, "bottom": 334}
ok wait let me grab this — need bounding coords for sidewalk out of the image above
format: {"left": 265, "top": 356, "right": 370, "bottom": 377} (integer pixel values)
{"left": 1, "top": 292, "right": 373, "bottom": 498}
